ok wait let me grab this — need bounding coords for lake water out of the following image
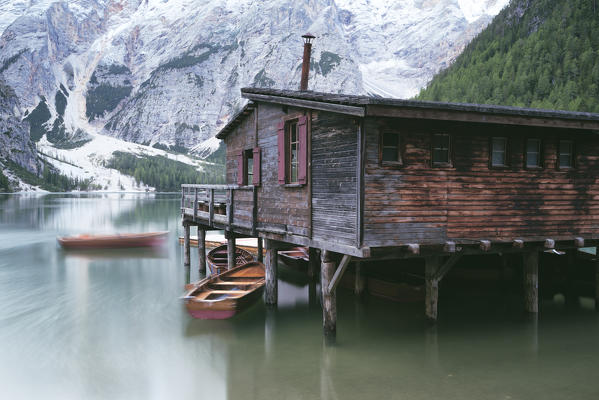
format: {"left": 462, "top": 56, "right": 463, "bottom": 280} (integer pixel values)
{"left": 1, "top": 193, "right": 599, "bottom": 400}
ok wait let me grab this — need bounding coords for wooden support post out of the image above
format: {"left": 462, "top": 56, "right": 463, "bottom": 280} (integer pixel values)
{"left": 198, "top": 227, "right": 206, "bottom": 274}
{"left": 227, "top": 233, "right": 236, "bottom": 270}
{"left": 257, "top": 237, "right": 263, "bottom": 263}
{"left": 354, "top": 261, "right": 365, "bottom": 296}
{"left": 308, "top": 247, "right": 319, "bottom": 279}
{"left": 444, "top": 241, "right": 456, "bottom": 253}
{"left": 523, "top": 251, "right": 539, "bottom": 313}
{"left": 264, "top": 239, "right": 278, "bottom": 306}
{"left": 595, "top": 252, "right": 599, "bottom": 311}
{"left": 425, "top": 256, "right": 441, "bottom": 322}
{"left": 544, "top": 238, "right": 555, "bottom": 249}
{"left": 565, "top": 249, "right": 577, "bottom": 308}
{"left": 183, "top": 222, "right": 191, "bottom": 267}
{"left": 513, "top": 239, "right": 524, "bottom": 249}
{"left": 480, "top": 240, "right": 491, "bottom": 252}
{"left": 407, "top": 244, "right": 420, "bottom": 255}
{"left": 574, "top": 237, "right": 585, "bottom": 248}
{"left": 321, "top": 250, "right": 337, "bottom": 338}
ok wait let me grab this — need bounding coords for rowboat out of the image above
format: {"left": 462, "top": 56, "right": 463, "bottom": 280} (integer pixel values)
{"left": 278, "top": 247, "right": 309, "bottom": 271}
{"left": 207, "top": 244, "right": 254, "bottom": 275}
{"left": 57, "top": 231, "right": 168, "bottom": 249}
{"left": 181, "top": 261, "right": 265, "bottom": 319}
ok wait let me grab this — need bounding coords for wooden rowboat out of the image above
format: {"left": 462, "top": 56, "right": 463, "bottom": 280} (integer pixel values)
{"left": 207, "top": 244, "right": 254, "bottom": 275}
{"left": 279, "top": 247, "right": 309, "bottom": 271}
{"left": 181, "top": 261, "right": 265, "bottom": 319}
{"left": 57, "top": 231, "right": 168, "bottom": 250}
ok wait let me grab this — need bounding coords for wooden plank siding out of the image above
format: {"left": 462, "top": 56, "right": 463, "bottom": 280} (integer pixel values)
{"left": 225, "top": 103, "right": 311, "bottom": 237}
{"left": 311, "top": 111, "right": 359, "bottom": 246}
{"left": 363, "top": 117, "right": 599, "bottom": 247}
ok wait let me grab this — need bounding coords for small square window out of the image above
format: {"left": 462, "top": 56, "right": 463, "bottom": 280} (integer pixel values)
{"left": 525, "top": 139, "right": 541, "bottom": 168}
{"left": 432, "top": 134, "right": 451, "bottom": 166}
{"left": 245, "top": 149, "right": 253, "bottom": 184}
{"left": 491, "top": 137, "right": 508, "bottom": 167}
{"left": 558, "top": 140, "right": 574, "bottom": 168}
{"left": 381, "top": 132, "right": 402, "bottom": 164}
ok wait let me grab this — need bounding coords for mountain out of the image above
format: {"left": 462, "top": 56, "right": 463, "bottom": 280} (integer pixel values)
{"left": 0, "top": 0, "right": 509, "bottom": 190}
{"left": 418, "top": 0, "right": 599, "bottom": 113}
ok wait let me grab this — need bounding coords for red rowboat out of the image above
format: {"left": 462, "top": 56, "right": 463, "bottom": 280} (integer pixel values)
{"left": 57, "top": 231, "right": 168, "bottom": 249}
{"left": 181, "top": 261, "right": 265, "bottom": 319}
{"left": 278, "top": 247, "right": 309, "bottom": 271}
{"left": 207, "top": 244, "right": 254, "bottom": 275}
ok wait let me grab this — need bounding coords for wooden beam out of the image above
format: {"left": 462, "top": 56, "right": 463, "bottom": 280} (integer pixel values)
{"left": 328, "top": 255, "right": 352, "bottom": 294}
{"left": 433, "top": 254, "right": 462, "bottom": 282}
{"left": 320, "top": 250, "right": 336, "bottom": 338}
{"left": 595, "top": 251, "right": 599, "bottom": 312}
{"left": 523, "top": 251, "right": 539, "bottom": 313}
{"left": 208, "top": 189, "right": 214, "bottom": 227}
{"left": 513, "top": 239, "right": 524, "bottom": 249}
{"left": 183, "top": 222, "right": 191, "bottom": 267}
{"left": 425, "top": 256, "right": 441, "bottom": 322}
{"left": 544, "top": 238, "right": 555, "bottom": 249}
{"left": 242, "top": 92, "right": 366, "bottom": 117}
{"left": 227, "top": 236, "right": 236, "bottom": 270}
{"left": 198, "top": 227, "right": 206, "bottom": 274}
{"left": 480, "top": 240, "right": 491, "bottom": 252}
{"left": 257, "top": 237, "right": 263, "bottom": 263}
{"left": 444, "top": 241, "right": 456, "bottom": 253}
{"left": 308, "top": 247, "right": 319, "bottom": 279}
{"left": 354, "top": 261, "right": 365, "bottom": 296}
{"left": 264, "top": 239, "right": 278, "bottom": 306}
{"left": 407, "top": 243, "right": 420, "bottom": 255}
{"left": 575, "top": 237, "right": 585, "bottom": 248}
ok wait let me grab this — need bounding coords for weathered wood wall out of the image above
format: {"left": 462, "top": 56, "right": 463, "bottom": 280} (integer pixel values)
{"left": 363, "top": 117, "right": 599, "bottom": 247}
{"left": 225, "top": 103, "right": 311, "bottom": 237}
{"left": 311, "top": 111, "right": 358, "bottom": 246}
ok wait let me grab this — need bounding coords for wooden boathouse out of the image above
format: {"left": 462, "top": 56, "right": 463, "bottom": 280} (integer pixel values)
{"left": 182, "top": 85, "right": 599, "bottom": 337}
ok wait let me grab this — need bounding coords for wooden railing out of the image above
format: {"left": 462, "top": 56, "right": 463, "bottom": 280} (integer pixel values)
{"left": 181, "top": 184, "right": 257, "bottom": 231}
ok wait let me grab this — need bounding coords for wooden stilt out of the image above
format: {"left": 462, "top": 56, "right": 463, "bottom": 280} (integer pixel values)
{"left": 565, "top": 250, "right": 577, "bottom": 308}
{"left": 354, "top": 261, "right": 365, "bottom": 296}
{"left": 321, "top": 250, "right": 336, "bottom": 338}
{"left": 264, "top": 239, "right": 278, "bottom": 306}
{"left": 425, "top": 256, "right": 441, "bottom": 322}
{"left": 183, "top": 222, "right": 191, "bottom": 267}
{"left": 500, "top": 254, "right": 510, "bottom": 292}
{"left": 595, "top": 248, "right": 599, "bottom": 311}
{"left": 257, "top": 237, "right": 263, "bottom": 263}
{"left": 308, "top": 247, "right": 319, "bottom": 279}
{"left": 523, "top": 250, "right": 539, "bottom": 313}
{"left": 227, "top": 233, "right": 236, "bottom": 270}
{"left": 198, "top": 228, "right": 206, "bottom": 274}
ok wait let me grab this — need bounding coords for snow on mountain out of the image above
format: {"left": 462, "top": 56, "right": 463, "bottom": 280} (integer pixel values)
{"left": 0, "top": 0, "right": 509, "bottom": 190}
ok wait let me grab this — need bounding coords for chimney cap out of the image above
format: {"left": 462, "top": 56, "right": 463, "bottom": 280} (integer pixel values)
{"left": 302, "top": 33, "right": 315, "bottom": 43}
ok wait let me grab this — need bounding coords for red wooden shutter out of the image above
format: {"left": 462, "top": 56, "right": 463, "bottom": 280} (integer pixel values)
{"left": 252, "top": 147, "right": 261, "bottom": 186}
{"left": 277, "top": 121, "right": 286, "bottom": 184}
{"left": 298, "top": 115, "right": 308, "bottom": 185}
{"left": 237, "top": 151, "right": 244, "bottom": 185}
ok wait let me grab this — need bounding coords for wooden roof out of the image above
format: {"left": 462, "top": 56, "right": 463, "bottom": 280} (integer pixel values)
{"left": 215, "top": 103, "right": 255, "bottom": 139}
{"left": 216, "top": 87, "right": 599, "bottom": 139}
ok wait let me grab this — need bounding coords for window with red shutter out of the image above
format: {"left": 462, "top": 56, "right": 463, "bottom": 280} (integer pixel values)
{"left": 277, "top": 122, "right": 285, "bottom": 184}
{"left": 297, "top": 116, "right": 308, "bottom": 184}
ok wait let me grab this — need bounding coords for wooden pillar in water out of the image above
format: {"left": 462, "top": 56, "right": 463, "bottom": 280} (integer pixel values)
{"left": 595, "top": 247, "right": 599, "bottom": 311}
{"left": 354, "top": 261, "right": 365, "bottom": 296}
{"left": 183, "top": 222, "right": 191, "bottom": 267}
{"left": 227, "top": 233, "right": 236, "bottom": 270}
{"left": 257, "top": 237, "right": 263, "bottom": 263}
{"left": 523, "top": 250, "right": 539, "bottom": 313}
{"left": 321, "top": 250, "right": 336, "bottom": 338}
{"left": 425, "top": 256, "right": 441, "bottom": 322}
{"left": 308, "top": 247, "right": 319, "bottom": 279}
{"left": 198, "top": 227, "right": 206, "bottom": 274}
{"left": 264, "top": 239, "right": 278, "bottom": 306}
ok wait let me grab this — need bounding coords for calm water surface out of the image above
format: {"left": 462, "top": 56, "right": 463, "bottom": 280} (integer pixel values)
{"left": 1, "top": 193, "right": 599, "bottom": 400}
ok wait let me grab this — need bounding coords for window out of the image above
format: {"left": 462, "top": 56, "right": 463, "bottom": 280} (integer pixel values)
{"left": 380, "top": 132, "right": 402, "bottom": 164}
{"left": 491, "top": 137, "right": 508, "bottom": 167}
{"left": 288, "top": 121, "right": 299, "bottom": 183}
{"left": 237, "top": 147, "right": 261, "bottom": 186}
{"left": 277, "top": 116, "right": 308, "bottom": 185}
{"left": 432, "top": 134, "right": 451, "bottom": 166}
{"left": 245, "top": 149, "right": 254, "bottom": 184}
{"left": 558, "top": 140, "right": 574, "bottom": 168}
{"left": 525, "top": 139, "right": 541, "bottom": 168}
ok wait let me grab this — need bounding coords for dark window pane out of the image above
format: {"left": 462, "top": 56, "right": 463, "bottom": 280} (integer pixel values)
{"left": 559, "top": 154, "right": 571, "bottom": 168}
{"left": 382, "top": 148, "right": 397, "bottom": 162}
{"left": 433, "top": 149, "right": 449, "bottom": 164}
{"left": 491, "top": 138, "right": 507, "bottom": 166}
{"left": 383, "top": 133, "right": 399, "bottom": 147}
{"left": 527, "top": 153, "right": 539, "bottom": 167}
{"left": 433, "top": 134, "right": 449, "bottom": 149}
{"left": 559, "top": 141, "right": 572, "bottom": 154}
{"left": 527, "top": 139, "right": 540, "bottom": 153}
{"left": 492, "top": 151, "right": 505, "bottom": 166}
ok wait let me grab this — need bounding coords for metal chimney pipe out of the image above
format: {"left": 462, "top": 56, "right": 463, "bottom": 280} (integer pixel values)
{"left": 300, "top": 33, "right": 315, "bottom": 91}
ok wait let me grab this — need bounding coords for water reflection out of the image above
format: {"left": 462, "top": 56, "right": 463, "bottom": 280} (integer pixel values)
{"left": 1, "top": 194, "right": 599, "bottom": 399}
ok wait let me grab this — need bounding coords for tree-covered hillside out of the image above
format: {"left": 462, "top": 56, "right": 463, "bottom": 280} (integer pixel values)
{"left": 418, "top": 0, "right": 599, "bottom": 113}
